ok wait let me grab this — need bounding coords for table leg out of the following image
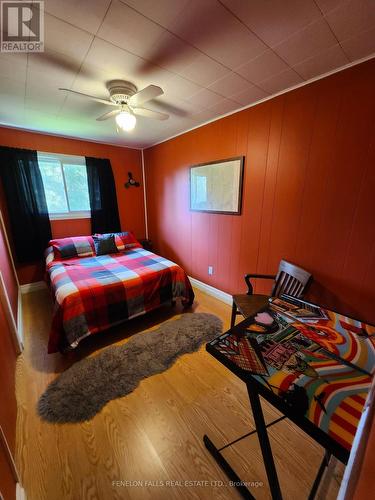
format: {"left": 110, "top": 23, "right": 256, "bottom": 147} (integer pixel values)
{"left": 247, "top": 384, "right": 283, "bottom": 500}
{"left": 308, "top": 450, "right": 331, "bottom": 500}
{"left": 203, "top": 416, "right": 285, "bottom": 499}
{"left": 231, "top": 301, "right": 238, "bottom": 328}
{"left": 203, "top": 435, "right": 255, "bottom": 500}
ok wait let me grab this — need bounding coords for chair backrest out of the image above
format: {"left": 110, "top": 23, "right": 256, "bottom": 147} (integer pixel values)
{"left": 271, "top": 260, "right": 312, "bottom": 298}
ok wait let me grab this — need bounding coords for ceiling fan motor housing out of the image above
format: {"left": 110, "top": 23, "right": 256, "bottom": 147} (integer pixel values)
{"left": 107, "top": 80, "right": 138, "bottom": 105}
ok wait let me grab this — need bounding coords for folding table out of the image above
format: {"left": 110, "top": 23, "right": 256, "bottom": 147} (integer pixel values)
{"left": 204, "top": 303, "right": 375, "bottom": 499}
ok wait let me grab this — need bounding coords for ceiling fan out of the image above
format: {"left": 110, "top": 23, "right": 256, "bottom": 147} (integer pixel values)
{"left": 59, "top": 80, "right": 169, "bottom": 132}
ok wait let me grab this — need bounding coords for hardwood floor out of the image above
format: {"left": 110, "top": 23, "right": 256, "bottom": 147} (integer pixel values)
{"left": 16, "top": 288, "right": 344, "bottom": 500}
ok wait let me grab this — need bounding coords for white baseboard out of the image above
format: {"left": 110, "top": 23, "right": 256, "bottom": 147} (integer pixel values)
{"left": 188, "top": 276, "right": 232, "bottom": 306}
{"left": 16, "top": 483, "right": 26, "bottom": 500}
{"left": 20, "top": 281, "right": 47, "bottom": 294}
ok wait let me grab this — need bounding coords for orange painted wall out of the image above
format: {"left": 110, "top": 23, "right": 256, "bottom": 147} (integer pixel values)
{"left": 145, "top": 59, "right": 375, "bottom": 324}
{"left": 0, "top": 127, "right": 145, "bottom": 284}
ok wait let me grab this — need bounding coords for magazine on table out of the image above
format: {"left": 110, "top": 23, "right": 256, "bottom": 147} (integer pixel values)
{"left": 268, "top": 294, "right": 329, "bottom": 322}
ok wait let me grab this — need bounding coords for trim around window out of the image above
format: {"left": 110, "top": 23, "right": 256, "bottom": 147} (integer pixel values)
{"left": 49, "top": 211, "right": 91, "bottom": 221}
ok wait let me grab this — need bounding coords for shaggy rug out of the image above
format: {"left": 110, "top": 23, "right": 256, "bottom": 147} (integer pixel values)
{"left": 38, "top": 313, "right": 222, "bottom": 423}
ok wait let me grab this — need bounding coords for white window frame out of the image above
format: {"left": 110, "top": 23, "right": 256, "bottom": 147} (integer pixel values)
{"left": 37, "top": 152, "right": 91, "bottom": 221}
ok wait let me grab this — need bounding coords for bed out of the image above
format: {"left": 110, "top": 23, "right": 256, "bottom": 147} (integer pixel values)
{"left": 46, "top": 233, "right": 194, "bottom": 353}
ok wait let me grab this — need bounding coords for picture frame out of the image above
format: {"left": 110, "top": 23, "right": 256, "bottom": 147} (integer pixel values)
{"left": 189, "top": 156, "right": 244, "bottom": 215}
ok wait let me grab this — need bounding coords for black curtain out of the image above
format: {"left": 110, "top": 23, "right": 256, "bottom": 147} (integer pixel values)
{"left": 85, "top": 157, "right": 121, "bottom": 234}
{"left": 0, "top": 146, "right": 52, "bottom": 263}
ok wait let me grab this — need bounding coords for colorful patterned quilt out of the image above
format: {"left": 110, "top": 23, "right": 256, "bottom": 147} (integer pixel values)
{"left": 46, "top": 247, "right": 194, "bottom": 353}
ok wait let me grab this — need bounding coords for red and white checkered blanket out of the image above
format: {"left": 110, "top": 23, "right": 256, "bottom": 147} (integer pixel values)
{"left": 46, "top": 247, "right": 194, "bottom": 352}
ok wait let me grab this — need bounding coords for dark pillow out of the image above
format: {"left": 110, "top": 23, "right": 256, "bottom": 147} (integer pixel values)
{"left": 97, "top": 231, "right": 142, "bottom": 252}
{"left": 93, "top": 235, "right": 118, "bottom": 256}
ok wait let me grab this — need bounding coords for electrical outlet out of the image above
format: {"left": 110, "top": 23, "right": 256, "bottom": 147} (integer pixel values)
{"left": 208, "top": 266, "right": 213, "bottom": 275}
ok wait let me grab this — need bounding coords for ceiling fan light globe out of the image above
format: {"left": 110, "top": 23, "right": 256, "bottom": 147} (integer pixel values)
{"left": 115, "top": 111, "right": 136, "bottom": 131}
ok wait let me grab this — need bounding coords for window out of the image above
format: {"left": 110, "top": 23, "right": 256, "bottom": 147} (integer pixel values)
{"left": 37, "top": 152, "right": 91, "bottom": 220}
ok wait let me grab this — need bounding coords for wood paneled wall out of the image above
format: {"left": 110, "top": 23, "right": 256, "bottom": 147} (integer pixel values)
{"left": 0, "top": 127, "right": 145, "bottom": 284}
{"left": 144, "top": 59, "right": 375, "bottom": 324}
{"left": 0, "top": 214, "right": 18, "bottom": 321}
{"left": 0, "top": 297, "right": 17, "bottom": 455}
{"left": 0, "top": 290, "right": 18, "bottom": 500}
{"left": 0, "top": 443, "right": 16, "bottom": 500}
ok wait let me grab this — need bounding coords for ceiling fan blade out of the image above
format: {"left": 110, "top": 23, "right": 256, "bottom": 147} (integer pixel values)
{"left": 96, "top": 109, "right": 120, "bottom": 121}
{"left": 133, "top": 107, "right": 169, "bottom": 120}
{"left": 59, "top": 88, "right": 117, "bottom": 106}
{"left": 129, "top": 85, "right": 163, "bottom": 106}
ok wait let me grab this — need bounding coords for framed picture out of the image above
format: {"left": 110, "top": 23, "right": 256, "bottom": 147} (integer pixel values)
{"left": 190, "top": 156, "right": 244, "bottom": 215}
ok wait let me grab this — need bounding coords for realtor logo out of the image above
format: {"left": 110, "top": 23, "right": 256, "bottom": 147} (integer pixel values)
{"left": 1, "top": 1, "right": 44, "bottom": 52}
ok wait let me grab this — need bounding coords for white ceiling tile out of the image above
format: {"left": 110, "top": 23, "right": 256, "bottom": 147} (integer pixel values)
{"left": 22, "top": 108, "right": 114, "bottom": 141}
{"left": 293, "top": 44, "right": 349, "bottom": 79}
{"left": 220, "top": 0, "right": 322, "bottom": 46}
{"left": 118, "top": 0, "right": 190, "bottom": 27}
{"left": 27, "top": 50, "right": 81, "bottom": 88}
{"left": 168, "top": 0, "right": 267, "bottom": 68}
{"left": 190, "top": 108, "right": 219, "bottom": 123}
{"left": 25, "top": 83, "right": 66, "bottom": 114}
{"left": 72, "top": 70, "right": 118, "bottom": 100}
{"left": 258, "top": 68, "right": 303, "bottom": 94}
{"left": 161, "top": 74, "right": 202, "bottom": 101}
{"left": 314, "top": 0, "right": 348, "bottom": 14}
{"left": 81, "top": 38, "right": 148, "bottom": 79}
{"left": 97, "top": 0, "right": 166, "bottom": 59}
{"left": 197, "top": 27, "right": 267, "bottom": 70}
{"left": 0, "top": 77, "right": 25, "bottom": 127}
{"left": 236, "top": 50, "right": 289, "bottom": 84}
{"left": 154, "top": 126, "right": 193, "bottom": 144}
{"left": 44, "top": 14, "right": 94, "bottom": 60}
{"left": 176, "top": 53, "right": 228, "bottom": 86}
{"left": 0, "top": 54, "right": 27, "bottom": 83}
{"left": 205, "top": 97, "right": 240, "bottom": 117}
{"left": 340, "top": 28, "right": 375, "bottom": 61}
{"left": 44, "top": 0, "right": 111, "bottom": 34}
{"left": 145, "top": 31, "right": 229, "bottom": 86}
{"left": 135, "top": 115, "right": 174, "bottom": 131}
{"left": 127, "top": 116, "right": 164, "bottom": 137}
{"left": 208, "top": 72, "right": 251, "bottom": 97}
{"left": 273, "top": 18, "right": 339, "bottom": 66}
{"left": 0, "top": 114, "right": 24, "bottom": 129}
{"left": 230, "top": 85, "right": 269, "bottom": 105}
{"left": 150, "top": 94, "right": 206, "bottom": 118}
{"left": 61, "top": 94, "right": 107, "bottom": 117}
{"left": 144, "top": 31, "right": 200, "bottom": 75}
{"left": 185, "top": 88, "right": 224, "bottom": 108}
{"left": 0, "top": 76, "right": 25, "bottom": 99}
{"left": 324, "top": 0, "right": 375, "bottom": 41}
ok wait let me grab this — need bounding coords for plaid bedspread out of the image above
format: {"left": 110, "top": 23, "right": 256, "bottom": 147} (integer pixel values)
{"left": 47, "top": 248, "right": 194, "bottom": 353}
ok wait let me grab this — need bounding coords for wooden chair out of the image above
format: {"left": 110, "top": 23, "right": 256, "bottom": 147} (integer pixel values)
{"left": 231, "top": 260, "right": 312, "bottom": 328}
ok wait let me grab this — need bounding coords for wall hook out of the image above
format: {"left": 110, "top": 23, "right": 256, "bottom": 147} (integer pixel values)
{"left": 125, "top": 171, "right": 140, "bottom": 188}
